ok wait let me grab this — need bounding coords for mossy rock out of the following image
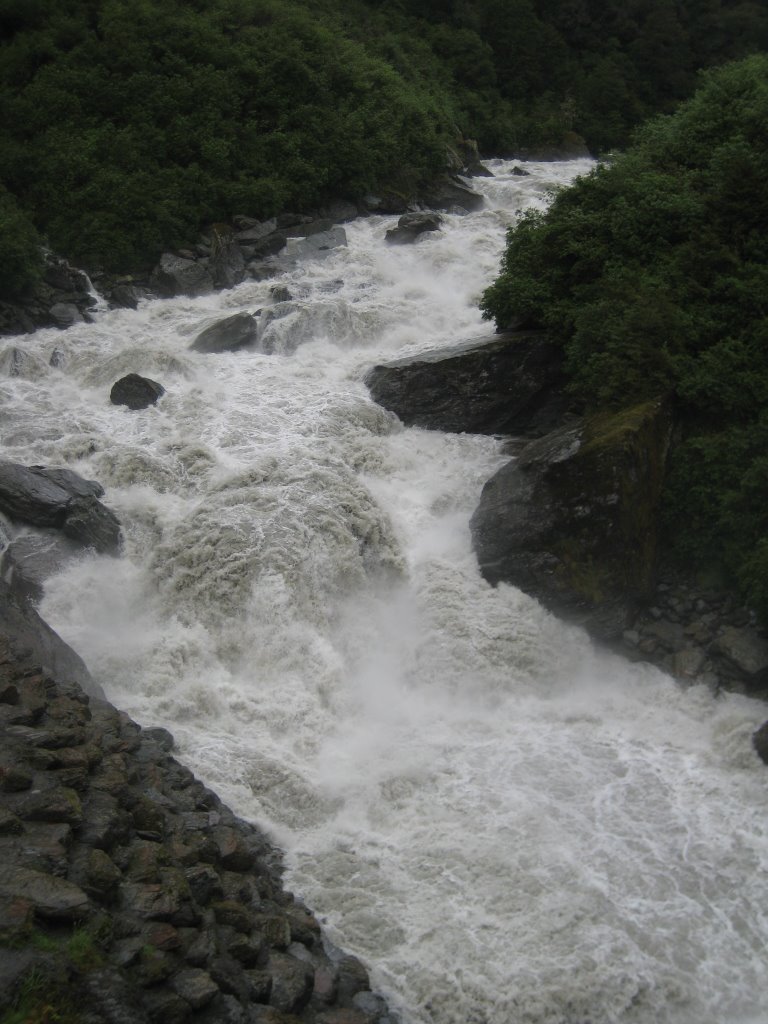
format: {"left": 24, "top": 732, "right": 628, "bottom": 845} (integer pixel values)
{"left": 470, "top": 398, "right": 673, "bottom": 640}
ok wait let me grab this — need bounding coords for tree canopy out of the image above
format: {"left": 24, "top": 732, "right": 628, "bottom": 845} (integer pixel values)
{"left": 481, "top": 55, "right": 768, "bottom": 616}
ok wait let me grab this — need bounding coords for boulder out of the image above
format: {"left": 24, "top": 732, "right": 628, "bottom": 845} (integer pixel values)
{"left": 470, "top": 399, "right": 674, "bottom": 642}
{"left": 110, "top": 374, "right": 165, "bottom": 410}
{"left": 0, "top": 461, "right": 121, "bottom": 555}
{"left": 291, "top": 227, "right": 347, "bottom": 259}
{"left": 418, "top": 174, "right": 485, "bottom": 213}
{"left": 191, "top": 312, "right": 259, "bottom": 353}
{"left": 712, "top": 627, "right": 768, "bottom": 685}
{"left": 234, "top": 218, "right": 278, "bottom": 243}
{"left": 511, "top": 166, "right": 530, "bottom": 177}
{"left": 455, "top": 138, "right": 493, "bottom": 177}
{"left": 365, "top": 331, "right": 568, "bottom": 436}
{"left": 109, "top": 284, "right": 140, "bottom": 310}
{"left": 385, "top": 213, "right": 443, "bottom": 245}
{"left": 49, "top": 303, "right": 83, "bottom": 328}
{"left": 318, "top": 200, "right": 359, "bottom": 223}
{"left": 0, "top": 347, "right": 47, "bottom": 379}
{"left": 150, "top": 254, "right": 214, "bottom": 298}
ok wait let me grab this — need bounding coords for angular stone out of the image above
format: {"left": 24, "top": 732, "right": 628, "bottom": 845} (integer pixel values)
{"left": 0, "top": 863, "right": 89, "bottom": 920}
{"left": 184, "top": 864, "right": 223, "bottom": 905}
{"left": 253, "top": 913, "right": 291, "bottom": 950}
{"left": 268, "top": 952, "right": 314, "bottom": 1014}
{"left": 84, "top": 848, "right": 122, "bottom": 897}
{"left": 81, "top": 791, "right": 130, "bottom": 849}
{"left": 385, "top": 212, "right": 443, "bottom": 245}
{"left": 671, "top": 647, "right": 707, "bottom": 680}
{"left": 170, "top": 968, "right": 219, "bottom": 1009}
{"left": 227, "top": 932, "right": 266, "bottom": 967}
{"left": 215, "top": 826, "right": 254, "bottom": 871}
{"left": 21, "top": 785, "right": 83, "bottom": 826}
{"left": 142, "top": 987, "right": 191, "bottom": 1024}
{"left": 191, "top": 312, "right": 259, "bottom": 354}
{"left": 150, "top": 254, "right": 214, "bottom": 298}
{"left": 713, "top": 627, "right": 768, "bottom": 678}
{"left": 0, "top": 765, "right": 33, "bottom": 792}
{"left": 336, "top": 956, "right": 370, "bottom": 1005}
{"left": 122, "top": 882, "right": 179, "bottom": 921}
{"left": 316, "top": 1010, "right": 371, "bottom": 1024}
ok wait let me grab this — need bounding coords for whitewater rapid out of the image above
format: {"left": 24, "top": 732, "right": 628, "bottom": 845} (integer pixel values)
{"left": 2, "top": 160, "right": 767, "bottom": 1024}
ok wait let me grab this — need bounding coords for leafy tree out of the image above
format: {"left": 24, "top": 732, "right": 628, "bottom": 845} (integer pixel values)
{"left": 481, "top": 54, "right": 768, "bottom": 614}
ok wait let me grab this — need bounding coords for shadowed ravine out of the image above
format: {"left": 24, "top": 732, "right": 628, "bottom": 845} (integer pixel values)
{"left": 3, "top": 161, "right": 767, "bottom": 1024}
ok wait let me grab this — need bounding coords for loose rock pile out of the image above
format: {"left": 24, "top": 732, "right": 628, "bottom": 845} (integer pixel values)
{"left": 0, "top": 642, "right": 398, "bottom": 1024}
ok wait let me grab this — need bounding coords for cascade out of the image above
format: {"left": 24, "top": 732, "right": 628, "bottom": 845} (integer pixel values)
{"left": 2, "top": 159, "right": 766, "bottom": 1024}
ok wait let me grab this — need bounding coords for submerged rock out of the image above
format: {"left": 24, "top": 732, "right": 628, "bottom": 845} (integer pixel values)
{"left": 470, "top": 399, "right": 674, "bottom": 641}
{"left": 191, "top": 312, "right": 259, "bottom": 353}
{"left": 753, "top": 721, "right": 768, "bottom": 764}
{"left": 110, "top": 373, "right": 165, "bottom": 410}
{"left": 365, "top": 331, "right": 568, "bottom": 436}
{"left": 1, "top": 532, "right": 81, "bottom": 604}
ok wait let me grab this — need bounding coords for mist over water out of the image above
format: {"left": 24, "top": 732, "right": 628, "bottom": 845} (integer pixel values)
{"left": 3, "top": 159, "right": 767, "bottom": 1023}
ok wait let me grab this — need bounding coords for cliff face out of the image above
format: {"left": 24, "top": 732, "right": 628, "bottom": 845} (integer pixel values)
{"left": 0, "top": 637, "right": 396, "bottom": 1024}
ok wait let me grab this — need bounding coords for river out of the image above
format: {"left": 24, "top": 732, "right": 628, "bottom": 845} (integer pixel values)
{"left": 3, "top": 159, "right": 767, "bottom": 1024}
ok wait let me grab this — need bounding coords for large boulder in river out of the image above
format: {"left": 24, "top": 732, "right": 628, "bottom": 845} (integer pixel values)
{"left": 1, "top": 532, "right": 80, "bottom": 604}
{"left": 418, "top": 174, "right": 485, "bottom": 213}
{"left": 470, "top": 399, "right": 674, "bottom": 642}
{"left": 150, "top": 254, "right": 214, "bottom": 298}
{"left": 365, "top": 331, "right": 569, "bottom": 436}
{"left": 110, "top": 373, "right": 165, "bottom": 409}
{"left": 385, "top": 213, "right": 443, "bottom": 245}
{"left": 0, "top": 462, "right": 121, "bottom": 555}
{"left": 190, "top": 312, "right": 259, "bottom": 353}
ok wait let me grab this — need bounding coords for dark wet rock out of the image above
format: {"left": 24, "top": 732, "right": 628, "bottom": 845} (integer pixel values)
{"left": 0, "top": 862, "right": 89, "bottom": 919}
{"left": 0, "top": 461, "right": 120, "bottom": 555}
{"left": 109, "top": 284, "right": 140, "bottom": 310}
{"left": 366, "top": 331, "right": 568, "bottom": 436}
{"left": 453, "top": 138, "right": 493, "bottom": 177}
{"left": 418, "top": 174, "right": 484, "bottom": 213}
{"left": 712, "top": 627, "right": 768, "bottom": 681}
{"left": 20, "top": 785, "right": 83, "bottom": 825}
{"left": 318, "top": 200, "right": 359, "bottom": 223}
{"left": 385, "top": 213, "right": 443, "bottom": 245}
{"left": 209, "top": 228, "right": 246, "bottom": 289}
{"left": 235, "top": 218, "right": 278, "bottom": 243}
{"left": 335, "top": 956, "right": 370, "bottom": 1006}
{"left": 110, "top": 374, "right": 165, "bottom": 410}
{"left": 511, "top": 165, "right": 530, "bottom": 176}
{"left": 61, "top": 495, "right": 121, "bottom": 554}
{"left": 0, "top": 580, "right": 96, "bottom": 692}
{"left": 150, "top": 254, "right": 214, "bottom": 298}
{"left": 191, "top": 312, "right": 259, "bottom": 353}
{"left": 471, "top": 399, "right": 674, "bottom": 642}
{"left": 270, "top": 285, "right": 293, "bottom": 303}
{"left": 2, "top": 532, "right": 82, "bottom": 604}
{"left": 171, "top": 968, "right": 219, "bottom": 1009}
{"left": 268, "top": 952, "right": 314, "bottom": 1014}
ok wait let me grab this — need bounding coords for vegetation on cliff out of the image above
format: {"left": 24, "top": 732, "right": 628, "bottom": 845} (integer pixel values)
{"left": 1, "top": 0, "right": 766, "bottom": 284}
{"left": 481, "top": 54, "right": 768, "bottom": 618}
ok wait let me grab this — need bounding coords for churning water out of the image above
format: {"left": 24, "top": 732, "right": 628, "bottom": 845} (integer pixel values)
{"left": 3, "top": 160, "right": 767, "bottom": 1023}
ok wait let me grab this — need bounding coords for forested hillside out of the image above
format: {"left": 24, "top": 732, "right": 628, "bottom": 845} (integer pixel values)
{"left": 481, "top": 55, "right": 768, "bottom": 619}
{"left": 1, "top": 0, "right": 766, "bottom": 292}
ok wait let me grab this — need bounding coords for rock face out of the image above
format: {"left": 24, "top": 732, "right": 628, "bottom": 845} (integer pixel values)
{"left": 110, "top": 374, "right": 165, "bottom": 410}
{"left": 191, "top": 313, "right": 259, "bottom": 353}
{"left": 2, "top": 533, "right": 81, "bottom": 604}
{"left": 0, "top": 640, "right": 397, "bottom": 1024}
{"left": 0, "top": 462, "right": 121, "bottom": 555}
{"left": 385, "top": 213, "right": 443, "bottom": 245}
{"left": 0, "top": 579, "right": 97, "bottom": 693}
{"left": 470, "top": 399, "right": 674, "bottom": 641}
{"left": 365, "top": 331, "right": 568, "bottom": 436}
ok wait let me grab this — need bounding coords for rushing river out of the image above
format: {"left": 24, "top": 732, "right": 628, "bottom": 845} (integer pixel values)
{"left": 2, "top": 159, "right": 767, "bottom": 1024}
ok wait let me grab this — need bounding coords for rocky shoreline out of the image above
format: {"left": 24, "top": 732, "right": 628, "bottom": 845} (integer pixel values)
{"left": 0, "top": 635, "right": 398, "bottom": 1024}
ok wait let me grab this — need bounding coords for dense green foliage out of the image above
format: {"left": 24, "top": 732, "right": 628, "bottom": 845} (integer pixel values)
{"left": 0, "top": 183, "right": 42, "bottom": 298}
{"left": 481, "top": 55, "right": 768, "bottom": 615}
{"left": 1, "top": 0, "right": 766, "bottom": 281}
